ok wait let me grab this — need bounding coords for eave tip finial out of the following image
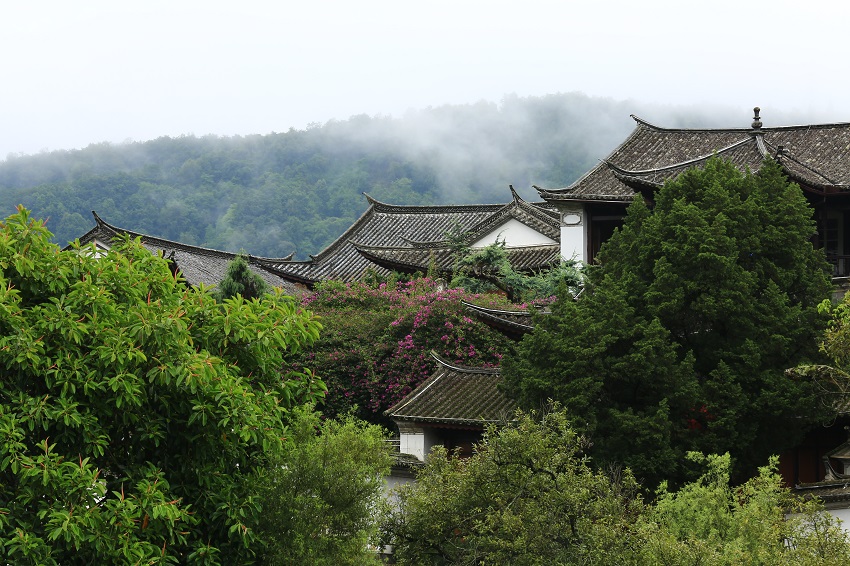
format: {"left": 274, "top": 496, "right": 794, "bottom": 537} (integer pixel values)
{"left": 751, "top": 107, "right": 762, "bottom": 130}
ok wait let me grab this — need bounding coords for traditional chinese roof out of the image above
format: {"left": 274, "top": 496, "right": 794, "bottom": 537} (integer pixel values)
{"left": 261, "top": 190, "right": 559, "bottom": 284}
{"left": 386, "top": 352, "right": 515, "bottom": 427}
{"left": 73, "top": 212, "right": 309, "bottom": 293}
{"left": 537, "top": 109, "right": 850, "bottom": 204}
{"left": 461, "top": 301, "right": 540, "bottom": 340}
{"left": 795, "top": 480, "right": 850, "bottom": 505}
{"left": 353, "top": 243, "right": 560, "bottom": 276}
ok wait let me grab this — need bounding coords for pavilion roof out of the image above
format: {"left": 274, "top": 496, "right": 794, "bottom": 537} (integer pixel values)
{"left": 460, "top": 301, "right": 542, "bottom": 339}
{"left": 73, "top": 212, "right": 309, "bottom": 293}
{"left": 261, "top": 190, "right": 559, "bottom": 284}
{"left": 386, "top": 352, "right": 515, "bottom": 427}
{"left": 537, "top": 110, "right": 850, "bottom": 204}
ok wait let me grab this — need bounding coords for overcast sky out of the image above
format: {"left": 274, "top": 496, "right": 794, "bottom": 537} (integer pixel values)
{"left": 1, "top": 0, "right": 846, "bottom": 159}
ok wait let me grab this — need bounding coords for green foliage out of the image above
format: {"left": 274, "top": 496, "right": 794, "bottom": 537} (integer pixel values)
{"left": 381, "top": 408, "right": 644, "bottom": 565}
{"left": 638, "top": 453, "right": 850, "bottom": 565}
{"left": 293, "top": 278, "right": 516, "bottom": 426}
{"left": 450, "top": 239, "right": 582, "bottom": 303}
{"left": 381, "top": 407, "right": 850, "bottom": 565}
{"left": 258, "top": 406, "right": 392, "bottom": 566}
{"left": 215, "top": 253, "right": 268, "bottom": 301}
{"left": 0, "top": 208, "right": 324, "bottom": 564}
{"left": 503, "top": 157, "right": 833, "bottom": 487}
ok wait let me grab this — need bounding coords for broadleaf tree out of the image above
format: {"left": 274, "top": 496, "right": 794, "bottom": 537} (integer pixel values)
{"left": 0, "top": 207, "right": 324, "bottom": 564}
{"left": 503, "top": 157, "right": 833, "bottom": 487}
{"left": 258, "top": 406, "right": 393, "bottom": 566}
{"left": 381, "top": 408, "right": 850, "bottom": 565}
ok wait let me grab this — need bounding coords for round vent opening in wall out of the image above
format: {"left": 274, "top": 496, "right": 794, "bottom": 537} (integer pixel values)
{"left": 563, "top": 213, "right": 581, "bottom": 225}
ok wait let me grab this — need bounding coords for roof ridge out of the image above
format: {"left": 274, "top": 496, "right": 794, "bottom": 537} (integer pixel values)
{"left": 429, "top": 350, "right": 501, "bottom": 374}
{"left": 604, "top": 137, "right": 753, "bottom": 176}
{"left": 85, "top": 212, "right": 298, "bottom": 262}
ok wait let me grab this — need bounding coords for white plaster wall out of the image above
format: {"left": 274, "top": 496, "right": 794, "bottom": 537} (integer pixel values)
{"left": 423, "top": 428, "right": 440, "bottom": 459}
{"left": 398, "top": 428, "right": 443, "bottom": 462}
{"left": 827, "top": 508, "right": 850, "bottom": 533}
{"left": 399, "top": 432, "right": 425, "bottom": 461}
{"left": 471, "top": 218, "right": 557, "bottom": 248}
{"left": 560, "top": 224, "right": 585, "bottom": 263}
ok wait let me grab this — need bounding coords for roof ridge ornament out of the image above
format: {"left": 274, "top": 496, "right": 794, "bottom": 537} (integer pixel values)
{"left": 752, "top": 106, "right": 763, "bottom": 130}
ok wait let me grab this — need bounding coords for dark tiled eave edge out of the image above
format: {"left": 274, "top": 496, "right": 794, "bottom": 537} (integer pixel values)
{"left": 352, "top": 243, "right": 561, "bottom": 275}
{"left": 535, "top": 190, "right": 634, "bottom": 203}
{"left": 352, "top": 244, "right": 454, "bottom": 274}
{"left": 795, "top": 481, "right": 850, "bottom": 504}
{"left": 461, "top": 300, "right": 538, "bottom": 337}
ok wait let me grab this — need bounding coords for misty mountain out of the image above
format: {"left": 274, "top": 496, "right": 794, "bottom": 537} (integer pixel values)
{"left": 0, "top": 93, "right": 795, "bottom": 258}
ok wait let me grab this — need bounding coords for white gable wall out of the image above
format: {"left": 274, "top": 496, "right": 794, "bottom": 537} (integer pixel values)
{"left": 470, "top": 218, "right": 557, "bottom": 249}
{"left": 555, "top": 203, "right": 587, "bottom": 263}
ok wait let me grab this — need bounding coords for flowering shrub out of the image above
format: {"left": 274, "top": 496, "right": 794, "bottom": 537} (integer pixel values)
{"left": 293, "top": 278, "right": 518, "bottom": 425}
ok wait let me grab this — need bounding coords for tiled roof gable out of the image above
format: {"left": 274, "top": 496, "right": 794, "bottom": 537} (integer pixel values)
{"left": 263, "top": 192, "right": 548, "bottom": 283}
{"left": 73, "top": 212, "right": 308, "bottom": 292}
{"left": 538, "top": 113, "right": 850, "bottom": 203}
{"left": 386, "top": 352, "right": 515, "bottom": 426}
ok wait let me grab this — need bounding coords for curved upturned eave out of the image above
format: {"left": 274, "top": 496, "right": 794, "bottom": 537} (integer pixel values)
{"left": 352, "top": 243, "right": 452, "bottom": 275}
{"left": 535, "top": 117, "right": 654, "bottom": 199}
{"left": 604, "top": 137, "right": 753, "bottom": 177}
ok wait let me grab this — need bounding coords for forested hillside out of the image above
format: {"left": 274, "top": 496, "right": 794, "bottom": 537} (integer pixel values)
{"left": 0, "top": 93, "right": 749, "bottom": 258}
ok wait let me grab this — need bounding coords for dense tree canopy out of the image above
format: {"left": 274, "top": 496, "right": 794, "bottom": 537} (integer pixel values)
{"left": 381, "top": 408, "right": 643, "bottom": 565}
{"left": 259, "top": 406, "right": 392, "bottom": 566}
{"left": 0, "top": 208, "right": 324, "bottom": 564}
{"left": 381, "top": 408, "right": 850, "bottom": 565}
{"left": 383, "top": 410, "right": 850, "bottom": 566}
{"left": 503, "top": 157, "right": 833, "bottom": 487}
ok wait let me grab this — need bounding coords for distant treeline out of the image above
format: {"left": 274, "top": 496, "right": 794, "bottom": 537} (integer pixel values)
{"left": 0, "top": 93, "right": 751, "bottom": 258}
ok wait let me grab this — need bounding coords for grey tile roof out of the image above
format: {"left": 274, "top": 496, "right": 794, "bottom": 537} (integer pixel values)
{"left": 796, "top": 480, "right": 850, "bottom": 504}
{"left": 353, "top": 243, "right": 561, "bottom": 276}
{"left": 386, "top": 352, "right": 515, "bottom": 426}
{"left": 262, "top": 191, "right": 559, "bottom": 284}
{"left": 537, "top": 113, "right": 850, "bottom": 203}
{"left": 73, "top": 212, "right": 309, "bottom": 294}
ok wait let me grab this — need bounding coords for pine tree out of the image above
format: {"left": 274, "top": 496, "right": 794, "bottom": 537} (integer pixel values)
{"left": 217, "top": 252, "right": 269, "bottom": 301}
{"left": 503, "top": 157, "right": 832, "bottom": 487}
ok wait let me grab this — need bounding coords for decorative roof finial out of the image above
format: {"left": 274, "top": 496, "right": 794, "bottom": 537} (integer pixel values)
{"left": 751, "top": 107, "right": 762, "bottom": 130}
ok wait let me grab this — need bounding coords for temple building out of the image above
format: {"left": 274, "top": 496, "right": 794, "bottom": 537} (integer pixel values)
{"left": 538, "top": 108, "right": 850, "bottom": 275}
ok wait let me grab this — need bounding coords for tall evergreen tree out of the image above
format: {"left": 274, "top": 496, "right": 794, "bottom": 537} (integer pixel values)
{"left": 217, "top": 253, "right": 268, "bottom": 301}
{"left": 503, "top": 157, "right": 832, "bottom": 487}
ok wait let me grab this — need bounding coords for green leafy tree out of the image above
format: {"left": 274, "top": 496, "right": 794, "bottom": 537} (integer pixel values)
{"left": 216, "top": 252, "right": 268, "bottom": 301}
{"left": 639, "top": 453, "right": 850, "bottom": 565}
{"left": 380, "top": 408, "right": 644, "bottom": 565}
{"left": 503, "top": 157, "right": 832, "bottom": 487}
{"left": 381, "top": 407, "right": 850, "bottom": 565}
{"left": 0, "top": 208, "right": 324, "bottom": 564}
{"left": 258, "top": 406, "right": 392, "bottom": 566}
